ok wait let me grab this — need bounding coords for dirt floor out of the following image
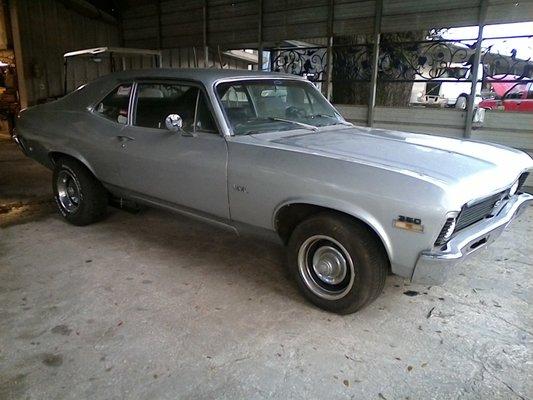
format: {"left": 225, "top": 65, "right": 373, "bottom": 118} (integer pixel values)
{"left": 1, "top": 137, "right": 532, "bottom": 399}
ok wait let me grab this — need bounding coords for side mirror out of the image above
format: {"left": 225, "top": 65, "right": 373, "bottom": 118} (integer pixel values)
{"left": 165, "top": 114, "right": 183, "bottom": 132}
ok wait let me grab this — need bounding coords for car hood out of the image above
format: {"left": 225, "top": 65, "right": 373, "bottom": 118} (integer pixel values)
{"left": 253, "top": 126, "right": 533, "bottom": 205}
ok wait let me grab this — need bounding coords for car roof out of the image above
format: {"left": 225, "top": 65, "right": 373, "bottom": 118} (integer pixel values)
{"left": 100, "top": 68, "right": 304, "bottom": 86}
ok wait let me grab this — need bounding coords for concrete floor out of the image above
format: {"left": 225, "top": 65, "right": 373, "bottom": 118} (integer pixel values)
{"left": 1, "top": 136, "right": 532, "bottom": 400}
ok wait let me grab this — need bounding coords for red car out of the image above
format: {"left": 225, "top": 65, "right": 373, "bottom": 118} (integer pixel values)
{"left": 480, "top": 78, "right": 533, "bottom": 112}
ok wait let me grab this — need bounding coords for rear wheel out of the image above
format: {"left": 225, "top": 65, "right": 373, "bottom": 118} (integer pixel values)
{"left": 52, "top": 158, "right": 107, "bottom": 225}
{"left": 287, "top": 213, "right": 388, "bottom": 314}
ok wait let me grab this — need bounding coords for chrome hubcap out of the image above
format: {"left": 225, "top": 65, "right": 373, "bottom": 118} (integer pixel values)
{"left": 312, "top": 246, "right": 347, "bottom": 285}
{"left": 57, "top": 170, "right": 81, "bottom": 213}
{"left": 298, "top": 235, "right": 355, "bottom": 300}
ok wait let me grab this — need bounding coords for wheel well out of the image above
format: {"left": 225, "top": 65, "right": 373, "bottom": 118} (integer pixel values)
{"left": 48, "top": 151, "right": 100, "bottom": 180}
{"left": 49, "top": 151, "right": 79, "bottom": 167}
{"left": 275, "top": 203, "right": 391, "bottom": 272}
{"left": 275, "top": 203, "right": 387, "bottom": 252}
{"left": 49, "top": 152, "right": 96, "bottom": 177}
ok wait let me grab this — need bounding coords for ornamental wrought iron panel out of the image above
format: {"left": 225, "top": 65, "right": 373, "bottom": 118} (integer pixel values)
{"left": 268, "top": 34, "right": 533, "bottom": 84}
{"left": 270, "top": 47, "right": 328, "bottom": 82}
{"left": 376, "top": 38, "right": 478, "bottom": 82}
{"left": 331, "top": 44, "right": 373, "bottom": 83}
{"left": 480, "top": 35, "right": 533, "bottom": 82}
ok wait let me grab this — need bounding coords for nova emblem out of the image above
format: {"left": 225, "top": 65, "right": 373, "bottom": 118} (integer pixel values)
{"left": 233, "top": 184, "right": 248, "bottom": 194}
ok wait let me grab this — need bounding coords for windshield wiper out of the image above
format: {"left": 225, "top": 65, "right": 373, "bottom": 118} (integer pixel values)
{"left": 267, "top": 117, "right": 318, "bottom": 131}
{"left": 309, "top": 114, "right": 353, "bottom": 127}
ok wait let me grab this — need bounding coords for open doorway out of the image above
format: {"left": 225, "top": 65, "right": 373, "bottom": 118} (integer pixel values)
{"left": 0, "top": 1, "right": 19, "bottom": 138}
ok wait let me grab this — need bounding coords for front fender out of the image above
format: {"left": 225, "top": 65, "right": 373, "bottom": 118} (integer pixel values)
{"left": 273, "top": 196, "right": 394, "bottom": 263}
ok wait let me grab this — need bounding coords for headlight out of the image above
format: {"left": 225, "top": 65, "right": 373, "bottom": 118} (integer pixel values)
{"left": 509, "top": 180, "right": 519, "bottom": 197}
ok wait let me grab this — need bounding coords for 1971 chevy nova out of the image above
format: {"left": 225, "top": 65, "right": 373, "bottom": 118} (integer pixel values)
{"left": 14, "top": 69, "right": 533, "bottom": 314}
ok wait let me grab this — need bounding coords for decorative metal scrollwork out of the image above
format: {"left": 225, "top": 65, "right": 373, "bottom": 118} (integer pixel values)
{"left": 331, "top": 44, "right": 372, "bottom": 82}
{"left": 377, "top": 39, "right": 476, "bottom": 81}
{"left": 268, "top": 35, "right": 532, "bottom": 84}
{"left": 270, "top": 47, "right": 327, "bottom": 82}
{"left": 480, "top": 37, "right": 533, "bottom": 82}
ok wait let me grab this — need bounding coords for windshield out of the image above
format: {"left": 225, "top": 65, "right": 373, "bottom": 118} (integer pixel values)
{"left": 216, "top": 79, "right": 346, "bottom": 135}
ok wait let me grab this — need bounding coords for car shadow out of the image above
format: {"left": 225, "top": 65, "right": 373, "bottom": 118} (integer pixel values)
{"left": 81, "top": 206, "right": 312, "bottom": 308}
{"left": 90, "top": 206, "right": 423, "bottom": 315}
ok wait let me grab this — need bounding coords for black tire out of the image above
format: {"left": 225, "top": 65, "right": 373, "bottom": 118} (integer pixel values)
{"left": 287, "top": 212, "right": 388, "bottom": 314}
{"left": 52, "top": 158, "right": 107, "bottom": 226}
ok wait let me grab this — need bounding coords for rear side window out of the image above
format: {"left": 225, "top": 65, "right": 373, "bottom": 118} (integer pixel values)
{"left": 94, "top": 84, "right": 132, "bottom": 124}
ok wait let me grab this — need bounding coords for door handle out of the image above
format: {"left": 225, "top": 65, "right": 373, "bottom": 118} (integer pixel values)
{"left": 116, "top": 135, "right": 135, "bottom": 142}
{"left": 116, "top": 135, "right": 134, "bottom": 148}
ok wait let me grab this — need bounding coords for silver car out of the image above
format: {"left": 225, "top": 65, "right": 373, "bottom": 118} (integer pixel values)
{"left": 14, "top": 69, "right": 533, "bottom": 314}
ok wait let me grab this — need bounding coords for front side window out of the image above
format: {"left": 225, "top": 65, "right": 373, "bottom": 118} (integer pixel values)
{"left": 94, "top": 84, "right": 132, "bottom": 124}
{"left": 216, "top": 79, "right": 344, "bottom": 135}
{"left": 133, "top": 82, "right": 217, "bottom": 133}
{"left": 195, "top": 91, "right": 217, "bottom": 132}
{"left": 135, "top": 83, "right": 198, "bottom": 130}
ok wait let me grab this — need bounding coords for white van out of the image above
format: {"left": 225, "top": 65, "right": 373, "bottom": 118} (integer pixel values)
{"left": 410, "top": 64, "right": 483, "bottom": 109}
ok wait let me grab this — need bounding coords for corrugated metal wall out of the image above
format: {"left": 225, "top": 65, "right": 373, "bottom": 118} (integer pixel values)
{"left": 12, "top": 0, "right": 532, "bottom": 105}
{"left": 13, "top": 0, "right": 120, "bottom": 105}
{"left": 159, "top": 48, "right": 252, "bottom": 69}
{"left": 122, "top": 0, "right": 533, "bottom": 49}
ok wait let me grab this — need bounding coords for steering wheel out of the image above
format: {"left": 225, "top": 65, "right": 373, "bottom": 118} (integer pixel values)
{"left": 285, "top": 106, "right": 307, "bottom": 119}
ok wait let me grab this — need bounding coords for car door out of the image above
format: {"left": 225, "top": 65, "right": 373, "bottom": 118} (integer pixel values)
{"left": 502, "top": 83, "right": 528, "bottom": 112}
{"left": 83, "top": 82, "right": 133, "bottom": 185}
{"left": 114, "top": 80, "right": 229, "bottom": 220}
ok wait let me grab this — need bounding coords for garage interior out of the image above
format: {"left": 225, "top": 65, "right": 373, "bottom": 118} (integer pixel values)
{"left": 1, "top": 0, "right": 532, "bottom": 399}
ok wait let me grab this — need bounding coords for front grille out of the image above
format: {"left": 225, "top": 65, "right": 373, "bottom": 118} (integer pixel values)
{"left": 454, "top": 191, "right": 505, "bottom": 232}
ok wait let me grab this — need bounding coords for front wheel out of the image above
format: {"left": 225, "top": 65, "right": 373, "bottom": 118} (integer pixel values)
{"left": 287, "top": 213, "right": 388, "bottom": 314}
{"left": 53, "top": 158, "right": 107, "bottom": 226}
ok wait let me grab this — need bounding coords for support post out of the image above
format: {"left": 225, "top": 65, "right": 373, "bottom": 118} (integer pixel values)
{"left": 156, "top": 0, "right": 162, "bottom": 50}
{"left": 9, "top": 0, "right": 28, "bottom": 108}
{"left": 367, "top": 0, "right": 382, "bottom": 127}
{"left": 203, "top": 1, "right": 209, "bottom": 67}
{"left": 257, "top": 0, "right": 263, "bottom": 70}
{"left": 324, "top": 0, "right": 334, "bottom": 100}
{"left": 464, "top": 0, "right": 488, "bottom": 138}
{"left": 193, "top": 47, "right": 198, "bottom": 68}
{"left": 63, "top": 59, "right": 68, "bottom": 95}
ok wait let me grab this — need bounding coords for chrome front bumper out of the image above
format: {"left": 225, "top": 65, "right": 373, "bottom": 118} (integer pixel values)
{"left": 411, "top": 192, "right": 533, "bottom": 285}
